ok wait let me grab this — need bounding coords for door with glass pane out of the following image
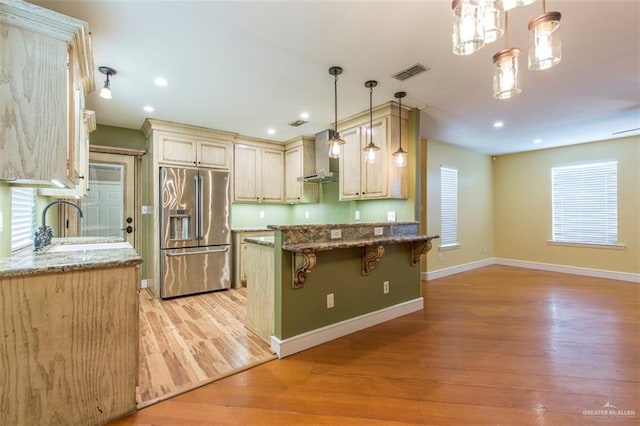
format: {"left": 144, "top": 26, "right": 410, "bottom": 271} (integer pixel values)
{"left": 81, "top": 152, "right": 136, "bottom": 246}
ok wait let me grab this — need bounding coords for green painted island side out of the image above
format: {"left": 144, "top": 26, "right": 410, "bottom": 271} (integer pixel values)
{"left": 272, "top": 231, "right": 421, "bottom": 340}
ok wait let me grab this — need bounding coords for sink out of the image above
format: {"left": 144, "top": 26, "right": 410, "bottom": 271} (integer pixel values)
{"left": 48, "top": 242, "right": 133, "bottom": 253}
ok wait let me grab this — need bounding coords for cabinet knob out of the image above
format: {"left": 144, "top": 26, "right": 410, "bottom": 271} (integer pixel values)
{"left": 193, "top": 161, "right": 197, "bottom": 164}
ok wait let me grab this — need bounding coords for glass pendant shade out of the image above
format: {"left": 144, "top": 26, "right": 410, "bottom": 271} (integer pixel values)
{"left": 482, "top": 0, "right": 504, "bottom": 44}
{"left": 393, "top": 148, "right": 407, "bottom": 167}
{"left": 362, "top": 80, "right": 379, "bottom": 164}
{"left": 328, "top": 134, "right": 345, "bottom": 159}
{"left": 528, "top": 11, "right": 561, "bottom": 70}
{"left": 99, "top": 85, "right": 112, "bottom": 99}
{"left": 492, "top": 47, "right": 522, "bottom": 99}
{"left": 363, "top": 141, "right": 380, "bottom": 165}
{"left": 518, "top": 0, "right": 537, "bottom": 6}
{"left": 452, "top": 0, "right": 485, "bottom": 56}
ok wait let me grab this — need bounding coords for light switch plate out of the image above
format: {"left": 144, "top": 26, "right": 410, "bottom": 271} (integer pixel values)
{"left": 355, "top": 210, "right": 360, "bottom": 220}
{"left": 374, "top": 227, "right": 383, "bottom": 236}
{"left": 259, "top": 210, "right": 265, "bottom": 218}
{"left": 387, "top": 211, "right": 396, "bottom": 221}
{"left": 141, "top": 205, "right": 153, "bottom": 214}
{"left": 330, "top": 229, "right": 342, "bottom": 239}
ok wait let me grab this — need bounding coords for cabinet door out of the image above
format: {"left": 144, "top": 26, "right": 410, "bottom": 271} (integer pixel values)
{"left": 362, "top": 118, "right": 387, "bottom": 198}
{"left": 159, "top": 134, "right": 198, "bottom": 166}
{"left": 339, "top": 126, "right": 362, "bottom": 200}
{"left": 285, "top": 147, "right": 302, "bottom": 203}
{"left": 0, "top": 25, "right": 68, "bottom": 182}
{"left": 197, "top": 140, "right": 231, "bottom": 169}
{"left": 261, "top": 149, "right": 284, "bottom": 203}
{"left": 233, "top": 144, "right": 261, "bottom": 202}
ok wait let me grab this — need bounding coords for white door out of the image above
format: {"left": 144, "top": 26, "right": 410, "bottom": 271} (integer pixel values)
{"left": 81, "top": 152, "right": 136, "bottom": 246}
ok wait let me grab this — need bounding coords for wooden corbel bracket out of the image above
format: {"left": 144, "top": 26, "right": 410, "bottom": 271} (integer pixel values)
{"left": 292, "top": 251, "right": 317, "bottom": 289}
{"left": 411, "top": 239, "right": 433, "bottom": 266}
{"left": 362, "top": 245, "right": 385, "bottom": 275}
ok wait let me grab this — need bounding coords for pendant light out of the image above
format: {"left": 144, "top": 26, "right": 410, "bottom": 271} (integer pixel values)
{"left": 362, "top": 80, "right": 380, "bottom": 165}
{"left": 492, "top": 11, "right": 521, "bottom": 99}
{"left": 392, "top": 92, "right": 408, "bottom": 168}
{"left": 98, "top": 66, "right": 117, "bottom": 99}
{"left": 451, "top": 0, "right": 485, "bottom": 56}
{"left": 327, "top": 66, "right": 345, "bottom": 158}
{"left": 528, "top": 0, "right": 561, "bottom": 70}
{"left": 482, "top": 0, "right": 504, "bottom": 44}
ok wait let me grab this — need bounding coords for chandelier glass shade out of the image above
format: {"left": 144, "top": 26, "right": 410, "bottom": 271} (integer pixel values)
{"left": 452, "top": 0, "right": 485, "bottom": 56}
{"left": 492, "top": 47, "right": 521, "bottom": 99}
{"left": 362, "top": 80, "right": 380, "bottom": 165}
{"left": 528, "top": 10, "right": 561, "bottom": 70}
{"left": 327, "top": 66, "right": 345, "bottom": 159}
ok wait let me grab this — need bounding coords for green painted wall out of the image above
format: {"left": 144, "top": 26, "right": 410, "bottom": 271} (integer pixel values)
{"left": 91, "top": 124, "right": 146, "bottom": 151}
{"left": 273, "top": 234, "right": 421, "bottom": 339}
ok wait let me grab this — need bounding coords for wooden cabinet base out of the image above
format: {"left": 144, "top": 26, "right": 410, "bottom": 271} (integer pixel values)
{"left": 245, "top": 244, "right": 275, "bottom": 343}
{"left": 0, "top": 265, "right": 139, "bottom": 425}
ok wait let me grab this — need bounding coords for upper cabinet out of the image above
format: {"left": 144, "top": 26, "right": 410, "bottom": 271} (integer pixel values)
{"left": 142, "top": 119, "right": 234, "bottom": 170}
{"left": 338, "top": 101, "right": 409, "bottom": 201}
{"left": 284, "top": 136, "right": 318, "bottom": 204}
{"left": 0, "top": 1, "right": 94, "bottom": 187}
{"left": 233, "top": 139, "right": 284, "bottom": 203}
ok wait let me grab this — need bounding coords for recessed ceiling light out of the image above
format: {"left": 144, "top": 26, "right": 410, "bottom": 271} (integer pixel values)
{"left": 493, "top": 121, "right": 504, "bottom": 128}
{"left": 300, "top": 112, "right": 310, "bottom": 120}
{"left": 533, "top": 138, "right": 542, "bottom": 144}
{"left": 144, "top": 105, "right": 155, "bottom": 113}
{"left": 267, "top": 128, "right": 275, "bottom": 135}
{"left": 154, "top": 77, "right": 168, "bottom": 86}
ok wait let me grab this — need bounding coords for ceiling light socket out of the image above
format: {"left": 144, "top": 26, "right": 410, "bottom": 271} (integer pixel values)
{"left": 364, "top": 80, "right": 378, "bottom": 89}
{"left": 98, "top": 66, "right": 117, "bottom": 76}
{"left": 329, "top": 66, "right": 343, "bottom": 76}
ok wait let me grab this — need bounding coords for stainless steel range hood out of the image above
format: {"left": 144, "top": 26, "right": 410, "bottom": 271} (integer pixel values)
{"left": 298, "top": 129, "right": 339, "bottom": 183}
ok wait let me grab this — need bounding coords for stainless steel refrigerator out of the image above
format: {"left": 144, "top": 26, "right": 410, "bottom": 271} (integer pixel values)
{"left": 160, "top": 167, "right": 231, "bottom": 298}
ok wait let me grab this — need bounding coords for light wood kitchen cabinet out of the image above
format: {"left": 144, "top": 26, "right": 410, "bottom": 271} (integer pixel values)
{"left": 338, "top": 101, "right": 409, "bottom": 201}
{"left": 234, "top": 140, "right": 284, "bottom": 203}
{"left": 0, "top": 1, "right": 94, "bottom": 187}
{"left": 284, "top": 136, "right": 319, "bottom": 204}
{"left": 159, "top": 132, "right": 232, "bottom": 169}
{"left": 40, "top": 110, "right": 96, "bottom": 198}
{"left": 245, "top": 242, "right": 275, "bottom": 343}
{"left": 232, "top": 230, "right": 274, "bottom": 288}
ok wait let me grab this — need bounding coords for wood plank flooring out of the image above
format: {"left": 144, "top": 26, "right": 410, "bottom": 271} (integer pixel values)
{"left": 137, "top": 287, "right": 276, "bottom": 406}
{"left": 115, "top": 265, "right": 639, "bottom": 425}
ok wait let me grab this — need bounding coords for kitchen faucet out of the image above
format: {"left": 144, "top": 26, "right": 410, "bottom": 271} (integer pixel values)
{"left": 34, "top": 200, "right": 84, "bottom": 251}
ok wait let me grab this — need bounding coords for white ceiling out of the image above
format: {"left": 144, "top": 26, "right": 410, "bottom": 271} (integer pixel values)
{"left": 31, "top": 0, "right": 640, "bottom": 155}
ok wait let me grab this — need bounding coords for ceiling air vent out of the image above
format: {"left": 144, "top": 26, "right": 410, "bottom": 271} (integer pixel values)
{"left": 392, "top": 63, "right": 429, "bottom": 81}
{"left": 288, "top": 119, "right": 308, "bottom": 127}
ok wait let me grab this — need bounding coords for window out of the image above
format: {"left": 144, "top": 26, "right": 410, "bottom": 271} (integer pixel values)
{"left": 551, "top": 161, "right": 618, "bottom": 245}
{"left": 11, "top": 187, "right": 36, "bottom": 252}
{"left": 440, "top": 166, "right": 458, "bottom": 247}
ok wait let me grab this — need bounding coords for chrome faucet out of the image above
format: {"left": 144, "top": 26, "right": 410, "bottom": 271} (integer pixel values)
{"left": 34, "top": 200, "right": 84, "bottom": 251}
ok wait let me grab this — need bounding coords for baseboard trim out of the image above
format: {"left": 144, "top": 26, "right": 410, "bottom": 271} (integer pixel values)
{"left": 423, "top": 258, "right": 495, "bottom": 281}
{"left": 270, "top": 297, "right": 424, "bottom": 358}
{"left": 495, "top": 258, "right": 640, "bottom": 283}
{"left": 421, "top": 257, "right": 639, "bottom": 283}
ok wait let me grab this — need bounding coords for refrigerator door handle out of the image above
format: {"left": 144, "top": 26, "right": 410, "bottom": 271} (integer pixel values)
{"left": 194, "top": 174, "right": 200, "bottom": 240}
{"left": 198, "top": 174, "right": 204, "bottom": 240}
{"left": 165, "top": 246, "right": 230, "bottom": 257}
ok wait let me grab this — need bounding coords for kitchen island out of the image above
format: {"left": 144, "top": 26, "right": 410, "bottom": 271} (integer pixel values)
{"left": 0, "top": 238, "right": 142, "bottom": 425}
{"left": 243, "top": 222, "right": 437, "bottom": 358}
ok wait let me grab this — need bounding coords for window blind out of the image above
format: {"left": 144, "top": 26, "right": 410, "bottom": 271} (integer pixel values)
{"left": 551, "top": 161, "right": 618, "bottom": 245}
{"left": 440, "top": 166, "right": 458, "bottom": 246}
{"left": 11, "top": 188, "right": 36, "bottom": 252}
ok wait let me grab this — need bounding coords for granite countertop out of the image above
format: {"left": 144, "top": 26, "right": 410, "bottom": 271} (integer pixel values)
{"left": 231, "top": 227, "right": 273, "bottom": 232}
{"left": 267, "top": 221, "right": 418, "bottom": 231}
{"left": 0, "top": 237, "right": 143, "bottom": 278}
{"left": 244, "top": 236, "right": 275, "bottom": 247}
{"left": 282, "top": 234, "right": 439, "bottom": 253}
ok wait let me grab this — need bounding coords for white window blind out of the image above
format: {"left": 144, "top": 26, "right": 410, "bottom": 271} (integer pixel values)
{"left": 440, "top": 166, "right": 458, "bottom": 246}
{"left": 11, "top": 188, "right": 36, "bottom": 252}
{"left": 551, "top": 161, "right": 618, "bottom": 245}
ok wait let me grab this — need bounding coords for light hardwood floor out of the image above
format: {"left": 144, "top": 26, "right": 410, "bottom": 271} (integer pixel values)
{"left": 137, "top": 287, "right": 276, "bottom": 406}
{"left": 115, "top": 265, "right": 639, "bottom": 425}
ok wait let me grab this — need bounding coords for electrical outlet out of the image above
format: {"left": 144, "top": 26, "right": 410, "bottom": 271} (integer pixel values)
{"left": 140, "top": 279, "right": 148, "bottom": 289}
{"left": 374, "top": 227, "right": 383, "bottom": 236}
{"left": 330, "top": 229, "right": 342, "bottom": 239}
{"left": 383, "top": 281, "right": 389, "bottom": 294}
{"left": 305, "top": 211, "right": 310, "bottom": 219}
{"left": 259, "top": 210, "right": 265, "bottom": 218}
{"left": 355, "top": 210, "right": 360, "bottom": 221}
{"left": 327, "top": 293, "right": 334, "bottom": 309}
{"left": 438, "top": 252, "right": 443, "bottom": 262}
{"left": 387, "top": 211, "right": 396, "bottom": 221}
{"left": 482, "top": 245, "right": 488, "bottom": 254}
